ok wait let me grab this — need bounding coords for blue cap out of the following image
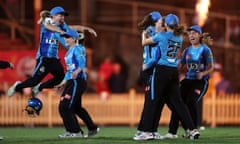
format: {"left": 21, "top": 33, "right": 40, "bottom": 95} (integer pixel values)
{"left": 188, "top": 25, "right": 202, "bottom": 34}
{"left": 62, "top": 29, "right": 79, "bottom": 39}
{"left": 50, "top": 6, "right": 68, "bottom": 16}
{"left": 150, "top": 11, "right": 161, "bottom": 22}
{"left": 165, "top": 14, "right": 179, "bottom": 27}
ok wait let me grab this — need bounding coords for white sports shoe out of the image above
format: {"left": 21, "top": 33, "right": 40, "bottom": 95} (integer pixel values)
{"left": 32, "top": 83, "right": 41, "bottom": 97}
{"left": 189, "top": 129, "right": 200, "bottom": 139}
{"left": 7, "top": 81, "right": 21, "bottom": 97}
{"left": 134, "top": 130, "right": 143, "bottom": 137}
{"left": 183, "top": 129, "right": 200, "bottom": 139}
{"left": 133, "top": 132, "right": 154, "bottom": 140}
{"left": 0, "top": 136, "right": 3, "bottom": 140}
{"left": 59, "top": 131, "right": 84, "bottom": 138}
{"left": 164, "top": 133, "right": 178, "bottom": 139}
{"left": 153, "top": 132, "right": 165, "bottom": 139}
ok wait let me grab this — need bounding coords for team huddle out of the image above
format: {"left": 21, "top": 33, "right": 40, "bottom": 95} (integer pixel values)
{"left": 4, "top": 6, "right": 214, "bottom": 141}
{"left": 134, "top": 11, "right": 214, "bottom": 140}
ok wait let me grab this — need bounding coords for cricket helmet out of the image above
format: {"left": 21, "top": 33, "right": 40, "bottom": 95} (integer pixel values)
{"left": 26, "top": 98, "right": 43, "bottom": 115}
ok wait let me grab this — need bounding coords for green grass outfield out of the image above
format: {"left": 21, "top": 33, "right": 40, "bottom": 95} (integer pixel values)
{"left": 0, "top": 126, "right": 240, "bottom": 144}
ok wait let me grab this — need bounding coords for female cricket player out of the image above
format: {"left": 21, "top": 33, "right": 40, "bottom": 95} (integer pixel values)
{"left": 165, "top": 25, "right": 214, "bottom": 139}
{"left": 7, "top": 6, "right": 69, "bottom": 97}
{"left": 56, "top": 29, "right": 99, "bottom": 138}
{"left": 134, "top": 11, "right": 166, "bottom": 140}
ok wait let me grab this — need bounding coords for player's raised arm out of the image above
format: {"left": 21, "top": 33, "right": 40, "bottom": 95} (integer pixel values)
{"left": 70, "top": 25, "right": 97, "bottom": 37}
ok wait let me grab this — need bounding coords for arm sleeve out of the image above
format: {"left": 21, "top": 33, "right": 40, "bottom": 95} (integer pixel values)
{"left": 55, "top": 33, "right": 68, "bottom": 49}
{"left": 180, "top": 48, "right": 187, "bottom": 64}
{"left": 204, "top": 46, "right": 214, "bottom": 63}
{"left": 144, "top": 46, "right": 160, "bottom": 70}
{"left": 74, "top": 46, "right": 86, "bottom": 71}
{"left": 151, "top": 33, "right": 160, "bottom": 44}
{"left": 57, "top": 23, "right": 70, "bottom": 49}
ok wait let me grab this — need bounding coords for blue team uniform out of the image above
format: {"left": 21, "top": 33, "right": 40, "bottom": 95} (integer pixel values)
{"left": 153, "top": 31, "right": 196, "bottom": 133}
{"left": 59, "top": 43, "right": 98, "bottom": 134}
{"left": 181, "top": 44, "right": 214, "bottom": 80}
{"left": 168, "top": 44, "right": 214, "bottom": 133}
{"left": 137, "top": 26, "right": 162, "bottom": 133}
{"left": 141, "top": 26, "right": 160, "bottom": 100}
{"left": 14, "top": 22, "right": 69, "bottom": 94}
{"left": 181, "top": 43, "right": 214, "bottom": 126}
{"left": 152, "top": 31, "right": 182, "bottom": 67}
{"left": 143, "top": 26, "right": 160, "bottom": 69}
{"left": 141, "top": 26, "right": 160, "bottom": 81}
{"left": 64, "top": 44, "right": 87, "bottom": 81}
{"left": 36, "top": 23, "right": 68, "bottom": 59}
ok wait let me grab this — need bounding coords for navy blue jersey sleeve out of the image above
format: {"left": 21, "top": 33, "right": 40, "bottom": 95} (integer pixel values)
{"left": 203, "top": 45, "right": 214, "bottom": 63}
{"left": 180, "top": 48, "right": 188, "bottom": 64}
{"left": 56, "top": 23, "right": 70, "bottom": 49}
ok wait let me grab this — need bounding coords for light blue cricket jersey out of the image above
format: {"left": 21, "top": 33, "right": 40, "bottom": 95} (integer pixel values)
{"left": 181, "top": 44, "right": 214, "bottom": 80}
{"left": 152, "top": 31, "right": 182, "bottom": 67}
{"left": 143, "top": 26, "right": 160, "bottom": 70}
{"left": 64, "top": 44, "right": 87, "bottom": 81}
